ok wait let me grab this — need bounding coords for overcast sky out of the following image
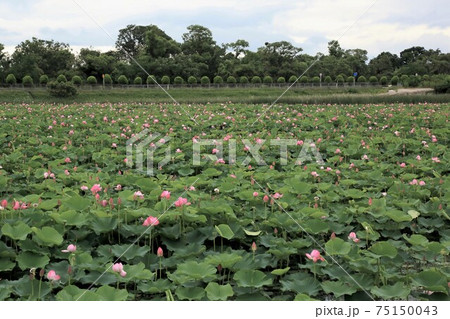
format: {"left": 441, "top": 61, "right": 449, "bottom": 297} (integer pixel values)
{"left": 1, "top": 0, "right": 449, "bottom": 57}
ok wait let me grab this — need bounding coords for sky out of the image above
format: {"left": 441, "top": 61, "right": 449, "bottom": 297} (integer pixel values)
{"left": 1, "top": 0, "right": 449, "bottom": 58}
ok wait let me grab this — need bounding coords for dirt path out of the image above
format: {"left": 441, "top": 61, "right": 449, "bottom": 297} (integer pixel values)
{"left": 384, "top": 88, "right": 434, "bottom": 95}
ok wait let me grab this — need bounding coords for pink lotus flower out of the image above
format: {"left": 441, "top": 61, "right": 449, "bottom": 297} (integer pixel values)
{"left": 47, "top": 270, "right": 61, "bottom": 281}
{"left": 400, "top": 163, "right": 406, "bottom": 168}
{"left": 416, "top": 155, "right": 421, "bottom": 161}
{"left": 419, "top": 181, "right": 426, "bottom": 186}
{"left": 297, "top": 140, "right": 304, "bottom": 146}
{"left": 44, "top": 172, "right": 49, "bottom": 178}
{"left": 64, "top": 157, "right": 71, "bottom": 163}
{"left": 133, "top": 191, "right": 144, "bottom": 200}
{"left": 1, "top": 199, "right": 8, "bottom": 208}
{"left": 112, "top": 263, "right": 126, "bottom": 277}
{"left": 229, "top": 174, "right": 236, "bottom": 178}
{"left": 91, "top": 184, "right": 102, "bottom": 194}
{"left": 272, "top": 192, "right": 283, "bottom": 199}
{"left": 174, "top": 197, "right": 191, "bottom": 207}
{"left": 143, "top": 216, "right": 159, "bottom": 227}
{"left": 263, "top": 195, "right": 269, "bottom": 203}
{"left": 431, "top": 135, "right": 437, "bottom": 143}
{"left": 368, "top": 198, "right": 373, "bottom": 206}
{"left": 432, "top": 157, "right": 440, "bottom": 163}
{"left": 311, "top": 171, "right": 319, "bottom": 177}
{"left": 112, "top": 143, "right": 117, "bottom": 148}
{"left": 335, "top": 170, "right": 341, "bottom": 175}
{"left": 62, "top": 244, "right": 77, "bottom": 253}
{"left": 305, "top": 249, "right": 325, "bottom": 263}
{"left": 348, "top": 232, "right": 360, "bottom": 243}
{"left": 157, "top": 247, "right": 163, "bottom": 257}
{"left": 13, "top": 201, "right": 20, "bottom": 210}
{"left": 189, "top": 186, "right": 196, "bottom": 191}
{"left": 161, "top": 190, "right": 171, "bottom": 199}
{"left": 251, "top": 242, "right": 257, "bottom": 252}
{"left": 115, "top": 184, "right": 122, "bottom": 191}
{"left": 253, "top": 192, "right": 259, "bottom": 197}
{"left": 409, "top": 179, "right": 418, "bottom": 185}
{"left": 212, "top": 148, "right": 219, "bottom": 154}
{"left": 362, "top": 155, "right": 369, "bottom": 160}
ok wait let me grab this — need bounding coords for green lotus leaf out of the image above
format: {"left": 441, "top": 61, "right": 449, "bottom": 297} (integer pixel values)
{"left": 205, "top": 282, "right": 234, "bottom": 300}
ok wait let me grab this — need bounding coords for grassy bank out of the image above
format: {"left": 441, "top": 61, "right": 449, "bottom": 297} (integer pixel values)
{"left": 0, "top": 86, "right": 449, "bottom": 104}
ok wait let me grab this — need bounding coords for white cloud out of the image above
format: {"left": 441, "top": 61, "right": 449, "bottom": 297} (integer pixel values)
{"left": 272, "top": 0, "right": 450, "bottom": 55}
{"left": 0, "top": 0, "right": 449, "bottom": 56}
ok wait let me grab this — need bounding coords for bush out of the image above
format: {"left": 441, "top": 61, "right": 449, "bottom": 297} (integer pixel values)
{"left": 6, "top": 74, "right": 17, "bottom": 86}
{"left": 408, "top": 75, "right": 420, "bottom": 87}
{"left": 87, "top": 76, "right": 97, "bottom": 85}
{"left": 390, "top": 76, "right": 399, "bottom": 86}
{"left": 239, "top": 76, "right": 249, "bottom": 84}
{"left": 201, "top": 76, "right": 210, "bottom": 85}
{"left": 324, "top": 76, "right": 332, "bottom": 83}
{"left": 227, "top": 76, "right": 237, "bottom": 84}
{"left": 357, "top": 76, "right": 367, "bottom": 83}
{"left": 346, "top": 76, "right": 354, "bottom": 84}
{"left": 56, "top": 74, "right": 67, "bottom": 83}
{"left": 147, "top": 75, "right": 157, "bottom": 85}
{"left": 263, "top": 75, "right": 273, "bottom": 84}
{"left": 288, "top": 75, "right": 297, "bottom": 83}
{"left": 118, "top": 75, "right": 129, "bottom": 85}
{"left": 251, "top": 76, "right": 262, "bottom": 84}
{"left": 72, "top": 76, "right": 82, "bottom": 86}
{"left": 104, "top": 74, "right": 113, "bottom": 85}
{"left": 400, "top": 75, "right": 409, "bottom": 86}
{"left": 277, "top": 77, "right": 286, "bottom": 84}
{"left": 134, "top": 76, "right": 143, "bottom": 85}
{"left": 312, "top": 76, "right": 320, "bottom": 84}
{"left": 299, "top": 76, "right": 308, "bottom": 83}
{"left": 380, "top": 76, "right": 388, "bottom": 85}
{"left": 422, "top": 75, "right": 430, "bottom": 82}
{"left": 161, "top": 76, "right": 170, "bottom": 85}
{"left": 335, "top": 75, "right": 344, "bottom": 83}
{"left": 213, "top": 76, "right": 223, "bottom": 84}
{"left": 39, "top": 75, "right": 49, "bottom": 86}
{"left": 22, "top": 75, "right": 34, "bottom": 87}
{"left": 369, "top": 76, "right": 378, "bottom": 84}
{"left": 187, "top": 76, "right": 197, "bottom": 85}
{"left": 47, "top": 81, "right": 77, "bottom": 97}
{"left": 174, "top": 76, "right": 184, "bottom": 85}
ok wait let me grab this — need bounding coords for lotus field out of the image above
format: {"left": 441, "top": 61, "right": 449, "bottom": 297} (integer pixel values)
{"left": 0, "top": 102, "right": 449, "bottom": 301}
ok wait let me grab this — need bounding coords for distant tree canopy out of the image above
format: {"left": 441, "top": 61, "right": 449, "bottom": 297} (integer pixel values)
{"left": 1, "top": 25, "right": 449, "bottom": 85}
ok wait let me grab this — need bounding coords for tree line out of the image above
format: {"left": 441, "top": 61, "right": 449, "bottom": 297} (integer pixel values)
{"left": 0, "top": 24, "right": 449, "bottom": 88}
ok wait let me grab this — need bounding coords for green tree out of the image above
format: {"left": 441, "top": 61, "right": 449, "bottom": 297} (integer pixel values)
{"left": 251, "top": 76, "right": 262, "bottom": 84}
{"left": 277, "top": 76, "right": 286, "bottom": 83}
{"left": 22, "top": 75, "right": 33, "bottom": 87}
{"left": 200, "top": 76, "right": 210, "bottom": 85}
{"left": 299, "top": 76, "right": 308, "bottom": 83}
{"left": 324, "top": 75, "right": 332, "bottom": 83}
{"left": 174, "top": 76, "right": 184, "bottom": 85}
{"left": 76, "top": 48, "right": 117, "bottom": 80}
{"left": 117, "top": 75, "right": 129, "bottom": 85}
{"left": 239, "top": 76, "right": 249, "bottom": 84}
{"left": 5, "top": 74, "right": 16, "bottom": 86}
{"left": 104, "top": 74, "right": 113, "bottom": 85}
{"left": 257, "top": 41, "right": 302, "bottom": 76}
{"left": 390, "top": 75, "right": 399, "bottom": 85}
{"left": 71, "top": 75, "right": 82, "bottom": 86}
{"left": 263, "top": 75, "right": 273, "bottom": 84}
{"left": 161, "top": 75, "right": 170, "bottom": 84}
{"left": 213, "top": 75, "right": 223, "bottom": 84}
{"left": 56, "top": 74, "right": 67, "bottom": 83}
{"left": 288, "top": 75, "right": 298, "bottom": 83}
{"left": 380, "top": 76, "right": 388, "bottom": 85}
{"left": 328, "top": 40, "right": 344, "bottom": 58}
{"left": 227, "top": 76, "right": 237, "bottom": 84}
{"left": 134, "top": 76, "right": 143, "bottom": 85}
{"left": 87, "top": 76, "right": 97, "bottom": 85}
{"left": 39, "top": 74, "right": 49, "bottom": 86}
{"left": 10, "top": 38, "right": 74, "bottom": 80}
{"left": 369, "top": 76, "right": 378, "bottom": 84}
{"left": 47, "top": 81, "right": 77, "bottom": 97}
{"left": 147, "top": 75, "right": 157, "bottom": 85}
{"left": 357, "top": 76, "right": 367, "bottom": 83}
{"left": 335, "top": 74, "right": 344, "bottom": 84}
{"left": 188, "top": 76, "right": 197, "bottom": 85}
